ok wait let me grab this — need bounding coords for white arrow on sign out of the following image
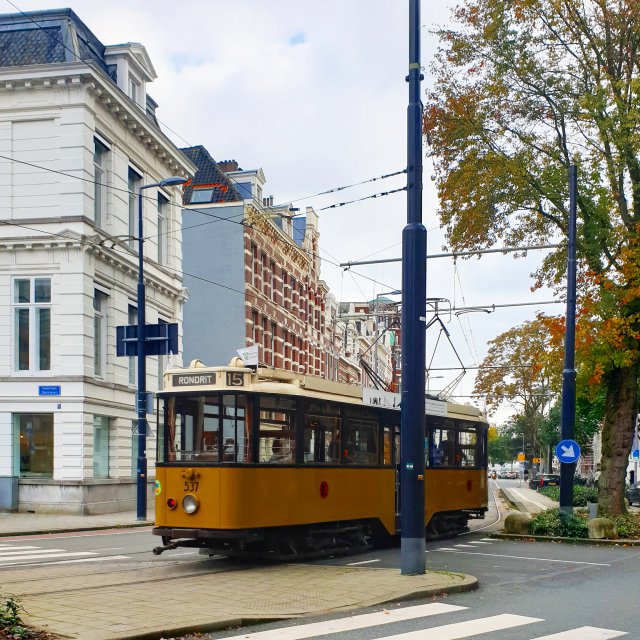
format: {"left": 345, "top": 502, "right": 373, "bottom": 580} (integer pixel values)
{"left": 561, "top": 444, "right": 576, "bottom": 458}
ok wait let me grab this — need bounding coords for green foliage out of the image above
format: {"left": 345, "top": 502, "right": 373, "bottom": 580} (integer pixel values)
{"left": 539, "top": 485, "right": 598, "bottom": 507}
{"left": 529, "top": 508, "right": 588, "bottom": 538}
{"left": 611, "top": 513, "right": 640, "bottom": 539}
{"left": 0, "top": 595, "right": 28, "bottom": 638}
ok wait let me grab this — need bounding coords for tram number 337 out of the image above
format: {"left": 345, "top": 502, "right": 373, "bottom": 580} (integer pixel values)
{"left": 184, "top": 481, "right": 199, "bottom": 492}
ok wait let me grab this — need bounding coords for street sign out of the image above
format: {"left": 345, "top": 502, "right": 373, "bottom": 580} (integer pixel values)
{"left": 116, "top": 322, "right": 178, "bottom": 357}
{"left": 517, "top": 453, "right": 525, "bottom": 461}
{"left": 555, "top": 439, "right": 581, "bottom": 464}
{"left": 633, "top": 450, "right": 639, "bottom": 460}
{"left": 533, "top": 457, "right": 540, "bottom": 463}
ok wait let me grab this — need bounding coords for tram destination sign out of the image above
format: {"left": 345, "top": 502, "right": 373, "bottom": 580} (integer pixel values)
{"left": 172, "top": 373, "right": 217, "bottom": 387}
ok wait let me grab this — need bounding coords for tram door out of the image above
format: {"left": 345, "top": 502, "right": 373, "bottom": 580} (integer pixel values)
{"left": 394, "top": 425, "right": 401, "bottom": 515}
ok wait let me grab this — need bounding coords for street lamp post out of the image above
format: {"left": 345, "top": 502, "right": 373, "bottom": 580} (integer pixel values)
{"left": 136, "top": 176, "right": 187, "bottom": 522}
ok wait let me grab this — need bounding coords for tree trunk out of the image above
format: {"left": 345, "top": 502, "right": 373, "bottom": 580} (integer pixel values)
{"left": 598, "top": 365, "right": 638, "bottom": 516}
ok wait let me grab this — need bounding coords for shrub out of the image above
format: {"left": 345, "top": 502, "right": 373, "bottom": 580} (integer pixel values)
{"left": 0, "top": 595, "right": 27, "bottom": 638}
{"left": 529, "top": 508, "right": 588, "bottom": 538}
{"left": 612, "top": 513, "right": 640, "bottom": 539}
{"left": 538, "top": 485, "right": 598, "bottom": 506}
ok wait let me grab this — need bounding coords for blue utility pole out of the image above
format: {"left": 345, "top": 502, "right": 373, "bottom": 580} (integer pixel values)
{"left": 136, "top": 176, "right": 186, "bottom": 522}
{"left": 559, "top": 165, "right": 577, "bottom": 514}
{"left": 400, "top": 0, "right": 426, "bottom": 575}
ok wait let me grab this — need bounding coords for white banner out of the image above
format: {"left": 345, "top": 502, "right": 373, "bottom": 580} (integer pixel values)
{"left": 236, "top": 344, "right": 259, "bottom": 366}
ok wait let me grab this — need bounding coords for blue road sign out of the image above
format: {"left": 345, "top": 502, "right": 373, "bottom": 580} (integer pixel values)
{"left": 555, "top": 439, "right": 581, "bottom": 464}
{"left": 633, "top": 450, "right": 639, "bottom": 460}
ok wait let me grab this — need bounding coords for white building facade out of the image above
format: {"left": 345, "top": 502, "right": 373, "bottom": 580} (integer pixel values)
{"left": 0, "top": 9, "right": 193, "bottom": 513}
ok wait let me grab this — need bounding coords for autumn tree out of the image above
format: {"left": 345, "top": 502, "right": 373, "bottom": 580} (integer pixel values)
{"left": 475, "top": 315, "right": 559, "bottom": 454}
{"left": 425, "top": 0, "right": 640, "bottom": 514}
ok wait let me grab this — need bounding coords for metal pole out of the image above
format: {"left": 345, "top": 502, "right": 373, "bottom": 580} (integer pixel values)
{"left": 400, "top": 0, "right": 426, "bottom": 575}
{"left": 559, "top": 165, "right": 577, "bottom": 514}
{"left": 136, "top": 186, "right": 148, "bottom": 521}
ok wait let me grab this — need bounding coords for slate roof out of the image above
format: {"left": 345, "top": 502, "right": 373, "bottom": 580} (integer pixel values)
{"left": 0, "top": 9, "right": 108, "bottom": 72}
{"left": 180, "top": 146, "right": 243, "bottom": 205}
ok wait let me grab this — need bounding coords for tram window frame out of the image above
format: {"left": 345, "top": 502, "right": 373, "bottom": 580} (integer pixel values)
{"left": 379, "top": 410, "right": 399, "bottom": 466}
{"left": 342, "top": 417, "right": 380, "bottom": 465}
{"left": 159, "top": 393, "right": 250, "bottom": 464}
{"left": 428, "top": 418, "right": 481, "bottom": 468}
{"left": 302, "top": 399, "right": 341, "bottom": 464}
{"left": 257, "top": 395, "right": 297, "bottom": 464}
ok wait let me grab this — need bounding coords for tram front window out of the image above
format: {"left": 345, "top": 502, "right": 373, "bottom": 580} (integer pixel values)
{"left": 162, "top": 394, "right": 250, "bottom": 462}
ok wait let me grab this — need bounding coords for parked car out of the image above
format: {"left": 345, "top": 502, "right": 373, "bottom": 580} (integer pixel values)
{"left": 505, "top": 470, "right": 518, "bottom": 479}
{"left": 488, "top": 470, "right": 497, "bottom": 479}
{"left": 529, "top": 473, "right": 561, "bottom": 490}
{"left": 627, "top": 483, "right": 640, "bottom": 506}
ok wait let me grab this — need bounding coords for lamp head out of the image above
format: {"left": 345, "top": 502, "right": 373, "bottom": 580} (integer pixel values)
{"left": 159, "top": 176, "right": 188, "bottom": 187}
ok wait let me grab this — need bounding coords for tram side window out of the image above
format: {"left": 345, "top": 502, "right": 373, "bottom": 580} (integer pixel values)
{"left": 431, "top": 422, "right": 460, "bottom": 466}
{"left": 303, "top": 400, "right": 341, "bottom": 463}
{"left": 457, "top": 426, "right": 478, "bottom": 467}
{"left": 342, "top": 419, "right": 379, "bottom": 464}
{"left": 304, "top": 415, "right": 340, "bottom": 463}
{"left": 258, "top": 396, "right": 296, "bottom": 463}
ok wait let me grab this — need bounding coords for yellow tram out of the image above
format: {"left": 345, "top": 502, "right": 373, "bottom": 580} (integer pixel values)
{"left": 152, "top": 358, "right": 488, "bottom": 558}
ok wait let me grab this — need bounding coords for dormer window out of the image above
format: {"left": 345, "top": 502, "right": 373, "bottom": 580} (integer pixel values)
{"left": 191, "top": 188, "right": 213, "bottom": 204}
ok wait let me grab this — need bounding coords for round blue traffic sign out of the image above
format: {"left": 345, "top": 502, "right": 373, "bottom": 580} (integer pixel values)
{"left": 555, "top": 439, "right": 581, "bottom": 464}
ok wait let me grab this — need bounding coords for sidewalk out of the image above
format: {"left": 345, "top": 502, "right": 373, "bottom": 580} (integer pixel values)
{"left": 499, "top": 482, "right": 557, "bottom": 515}
{"left": 0, "top": 510, "right": 478, "bottom": 640}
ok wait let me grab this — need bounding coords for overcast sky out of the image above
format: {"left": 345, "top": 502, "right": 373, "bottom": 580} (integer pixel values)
{"left": 17, "top": 0, "right": 563, "bottom": 425}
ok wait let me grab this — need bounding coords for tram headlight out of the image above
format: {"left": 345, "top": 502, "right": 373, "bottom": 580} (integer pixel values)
{"left": 182, "top": 494, "right": 199, "bottom": 514}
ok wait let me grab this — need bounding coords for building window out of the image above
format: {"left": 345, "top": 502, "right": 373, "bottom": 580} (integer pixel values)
{"left": 128, "top": 167, "right": 142, "bottom": 248}
{"left": 157, "top": 192, "right": 169, "bottom": 265}
{"left": 271, "top": 321, "right": 277, "bottom": 362}
{"left": 252, "top": 310, "right": 259, "bottom": 345}
{"left": 129, "top": 75, "right": 140, "bottom": 104}
{"left": 13, "top": 277, "right": 51, "bottom": 372}
{"left": 251, "top": 243, "right": 259, "bottom": 288}
{"left": 128, "top": 304, "right": 137, "bottom": 385}
{"left": 94, "top": 289, "right": 108, "bottom": 378}
{"left": 270, "top": 261, "right": 276, "bottom": 300}
{"left": 93, "top": 415, "right": 110, "bottom": 478}
{"left": 15, "top": 414, "right": 53, "bottom": 478}
{"left": 93, "top": 138, "right": 108, "bottom": 227}
{"left": 191, "top": 188, "right": 213, "bottom": 204}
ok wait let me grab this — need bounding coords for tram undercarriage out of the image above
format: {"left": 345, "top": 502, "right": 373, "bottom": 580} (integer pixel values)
{"left": 152, "top": 510, "right": 482, "bottom": 560}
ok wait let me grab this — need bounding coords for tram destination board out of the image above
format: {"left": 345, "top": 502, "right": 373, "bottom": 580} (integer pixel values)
{"left": 172, "top": 373, "right": 217, "bottom": 387}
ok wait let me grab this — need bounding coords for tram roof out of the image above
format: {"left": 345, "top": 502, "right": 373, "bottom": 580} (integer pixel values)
{"left": 160, "top": 358, "right": 486, "bottom": 422}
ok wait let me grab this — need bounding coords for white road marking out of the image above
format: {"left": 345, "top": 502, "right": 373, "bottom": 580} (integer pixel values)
{"left": 347, "top": 558, "right": 381, "bottom": 565}
{"left": 530, "top": 627, "right": 627, "bottom": 639}
{"left": 93, "top": 547, "right": 126, "bottom": 551}
{"left": 1, "top": 555, "right": 130, "bottom": 568}
{"left": 0, "top": 548, "right": 66, "bottom": 556}
{"left": 224, "top": 603, "right": 466, "bottom": 639}
{"left": 0, "top": 551, "right": 96, "bottom": 564}
{"left": 467, "top": 540, "right": 492, "bottom": 544}
{"left": 376, "top": 613, "right": 542, "bottom": 639}
{"left": 454, "top": 544, "right": 477, "bottom": 548}
{"left": 480, "top": 538, "right": 495, "bottom": 541}
{"left": 0, "top": 546, "right": 42, "bottom": 552}
{"left": 434, "top": 549, "right": 610, "bottom": 566}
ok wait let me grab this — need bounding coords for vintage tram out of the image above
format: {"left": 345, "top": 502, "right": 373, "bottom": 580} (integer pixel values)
{"left": 152, "top": 358, "right": 488, "bottom": 558}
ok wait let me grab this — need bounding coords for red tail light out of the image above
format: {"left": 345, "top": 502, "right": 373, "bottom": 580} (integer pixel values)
{"left": 167, "top": 497, "right": 177, "bottom": 510}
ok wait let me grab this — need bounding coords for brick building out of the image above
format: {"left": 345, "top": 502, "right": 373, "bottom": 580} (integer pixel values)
{"left": 181, "top": 146, "right": 332, "bottom": 376}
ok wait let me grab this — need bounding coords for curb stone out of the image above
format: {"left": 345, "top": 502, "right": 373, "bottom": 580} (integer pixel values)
{"left": 490, "top": 532, "right": 640, "bottom": 546}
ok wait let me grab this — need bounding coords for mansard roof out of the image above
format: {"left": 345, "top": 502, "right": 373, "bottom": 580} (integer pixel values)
{"left": 180, "top": 145, "right": 243, "bottom": 205}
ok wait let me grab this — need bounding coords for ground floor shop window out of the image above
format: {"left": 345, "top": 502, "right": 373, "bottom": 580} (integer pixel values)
{"left": 15, "top": 414, "right": 53, "bottom": 477}
{"left": 93, "top": 415, "right": 110, "bottom": 478}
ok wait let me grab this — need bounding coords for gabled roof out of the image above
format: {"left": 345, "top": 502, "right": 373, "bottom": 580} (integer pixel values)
{"left": 180, "top": 145, "right": 243, "bottom": 205}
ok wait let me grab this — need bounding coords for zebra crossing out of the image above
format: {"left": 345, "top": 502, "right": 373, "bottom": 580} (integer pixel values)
{"left": 0, "top": 541, "right": 129, "bottom": 567}
{"left": 218, "top": 602, "right": 627, "bottom": 639}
